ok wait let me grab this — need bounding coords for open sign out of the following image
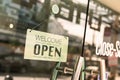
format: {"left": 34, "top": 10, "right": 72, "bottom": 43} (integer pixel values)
{"left": 24, "top": 29, "right": 69, "bottom": 62}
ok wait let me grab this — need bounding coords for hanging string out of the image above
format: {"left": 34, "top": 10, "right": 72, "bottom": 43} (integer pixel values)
{"left": 29, "top": 20, "right": 47, "bottom": 32}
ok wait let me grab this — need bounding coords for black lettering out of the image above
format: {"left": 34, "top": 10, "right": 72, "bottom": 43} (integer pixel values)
{"left": 50, "top": 38, "right": 55, "bottom": 43}
{"left": 47, "top": 37, "right": 51, "bottom": 43}
{"left": 35, "top": 35, "right": 41, "bottom": 40}
{"left": 55, "top": 47, "right": 61, "bottom": 57}
{"left": 34, "top": 44, "right": 40, "bottom": 55}
{"left": 49, "top": 46, "right": 54, "bottom": 57}
{"left": 41, "top": 36, "right": 46, "bottom": 42}
{"left": 41, "top": 45, "right": 48, "bottom": 55}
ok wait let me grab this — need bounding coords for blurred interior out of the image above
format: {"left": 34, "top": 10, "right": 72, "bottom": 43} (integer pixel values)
{"left": 0, "top": 0, "right": 120, "bottom": 80}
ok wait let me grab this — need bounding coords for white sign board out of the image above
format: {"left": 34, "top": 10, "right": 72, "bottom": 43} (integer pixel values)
{"left": 24, "top": 29, "right": 69, "bottom": 62}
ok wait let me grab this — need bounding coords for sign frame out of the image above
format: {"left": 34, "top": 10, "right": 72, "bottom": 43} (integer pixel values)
{"left": 24, "top": 29, "right": 69, "bottom": 62}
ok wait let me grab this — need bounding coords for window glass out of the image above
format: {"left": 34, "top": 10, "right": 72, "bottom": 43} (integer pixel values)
{"left": 0, "top": 0, "right": 87, "bottom": 78}
{"left": 0, "top": 0, "right": 120, "bottom": 80}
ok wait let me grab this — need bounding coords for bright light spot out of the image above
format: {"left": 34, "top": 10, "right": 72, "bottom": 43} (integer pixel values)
{"left": 91, "top": 24, "right": 99, "bottom": 29}
{"left": 9, "top": 23, "right": 14, "bottom": 29}
{"left": 40, "top": 0, "right": 45, "bottom": 3}
{"left": 52, "top": 4, "right": 59, "bottom": 14}
{"left": 72, "top": 0, "right": 88, "bottom": 4}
